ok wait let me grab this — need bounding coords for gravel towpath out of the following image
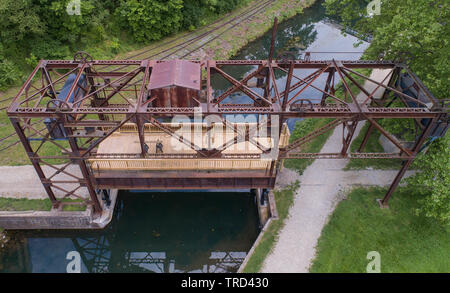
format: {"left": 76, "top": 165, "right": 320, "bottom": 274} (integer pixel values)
{"left": 0, "top": 164, "right": 86, "bottom": 199}
{"left": 260, "top": 69, "right": 411, "bottom": 272}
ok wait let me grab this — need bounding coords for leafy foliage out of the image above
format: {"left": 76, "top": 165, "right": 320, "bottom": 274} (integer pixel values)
{"left": 324, "top": 0, "right": 449, "bottom": 99}
{"left": 0, "top": 0, "right": 247, "bottom": 89}
{"left": 0, "top": 0, "right": 45, "bottom": 46}
{"left": 117, "top": 0, "right": 184, "bottom": 42}
{"left": 0, "top": 59, "right": 21, "bottom": 91}
{"left": 407, "top": 134, "right": 450, "bottom": 225}
{"left": 181, "top": 0, "right": 206, "bottom": 30}
{"left": 324, "top": 0, "right": 450, "bottom": 225}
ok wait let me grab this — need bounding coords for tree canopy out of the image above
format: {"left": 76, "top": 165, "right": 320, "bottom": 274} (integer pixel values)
{"left": 324, "top": 0, "right": 449, "bottom": 99}
{"left": 324, "top": 0, "right": 450, "bottom": 225}
{"left": 0, "top": 0, "right": 248, "bottom": 90}
{"left": 408, "top": 135, "right": 450, "bottom": 225}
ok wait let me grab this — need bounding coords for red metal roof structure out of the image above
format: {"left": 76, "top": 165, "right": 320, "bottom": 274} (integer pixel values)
{"left": 148, "top": 60, "right": 201, "bottom": 90}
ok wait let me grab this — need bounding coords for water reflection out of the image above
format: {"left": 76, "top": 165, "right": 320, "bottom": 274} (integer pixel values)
{"left": 211, "top": 0, "right": 369, "bottom": 130}
{"left": 1, "top": 191, "right": 259, "bottom": 273}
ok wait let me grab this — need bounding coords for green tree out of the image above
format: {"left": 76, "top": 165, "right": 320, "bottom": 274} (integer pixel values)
{"left": 324, "top": 0, "right": 449, "bottom": 99}
{"left": 0, "top": 59, "right": 21, "bottom": 91}
{"left": 117, "top": 0, "right": 184, "bottom": 42}
{"left": 407, "top": 134, "right": 450, "bottom": 225}
{"left": 0, "top": 0, "right": 40, "bottom": 88}
{"left": 181, "top": 0, "right": 247, "bottom": 30}
{"left": 0, "top": 0, "right": 44, "bottom": 45}
{"left": 324, "top": 0, "right": 450, "bottom": 224}
{"left": 36, "top": 0, "right": 111, "bottom": 45}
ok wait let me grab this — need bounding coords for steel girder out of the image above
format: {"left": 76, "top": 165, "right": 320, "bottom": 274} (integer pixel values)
{"left": 6, "top": 57, "right": 448, "bottom": 214}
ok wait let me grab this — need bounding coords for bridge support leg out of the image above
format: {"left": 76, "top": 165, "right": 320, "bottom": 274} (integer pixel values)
{"left": 377, "top": 160, "right": 412, "bottom": 208}
{"left": 10, "top": 118, "right": 59, "bottom": 208}
{"left": 63, "top": 118, "right": 103, "bottom": 215}
{"left": 357, "top": 122, "right": 375, "bottom": 152}
{"left": 253, "top": 189, "right": 270, "bottom": 227}
{"left": 378, "top": 116, "right": 440, "bottom": 208}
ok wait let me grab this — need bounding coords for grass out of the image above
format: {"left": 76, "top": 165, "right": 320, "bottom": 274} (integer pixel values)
{"left": 310, "top": 187, "right": 450, "bottom": 273}
{"left": 242, "top": 181, "right": 299, "bottom": 272}
{"left": 326, "top": 68, "right": 372, "bottom": 105}
{"left": 0, "top": 198, "right": 52, "bottom": 211}
{"left": 0, "top": 197, "right": 85, "bottom": 212}
{"left": 241, "top": 117, "right": 335, "bottom": 272}
{"left": 61, "top": 203, "right": 87, "bottom": 212}
{"left": 345, "top": 122, "right": 403, "bottom": 170}
{"left": 284, "top": 118, "right": 335, "bottom": 175}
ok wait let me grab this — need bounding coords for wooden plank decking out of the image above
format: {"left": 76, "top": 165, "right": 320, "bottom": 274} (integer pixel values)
{"left": 88, "top": 122, "right": 290, "bottom": 172}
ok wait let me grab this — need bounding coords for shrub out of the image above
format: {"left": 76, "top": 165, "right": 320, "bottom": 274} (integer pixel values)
{"left": 407, "top": 133, "right": 450, "bottom": 225}
{"left": 117, "top": 0, "right": 184, "bottom": 42}
{"left": 0, "top": 59, "right": 21, "bottom": 90}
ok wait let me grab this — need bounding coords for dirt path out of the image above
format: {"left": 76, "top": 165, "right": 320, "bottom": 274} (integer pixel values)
{"left": 260, "top": 69, "right": 407, "bottom": 272}
{"left": 0, "top": 164, "right": 85, "bottom": 199}
{"left": 261, "top": 129, "right": 414, "bottom": 273}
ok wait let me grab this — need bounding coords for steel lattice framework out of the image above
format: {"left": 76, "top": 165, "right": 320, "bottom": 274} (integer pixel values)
{"left": 7, "top": 52, "right": 448, "bottom": 216}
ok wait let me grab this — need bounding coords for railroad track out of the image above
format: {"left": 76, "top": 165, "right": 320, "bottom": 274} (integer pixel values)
{"left": 123, "top": 0, "right": 273, "bottom": 60}
{"left": 0, "top": 0, "right": 276, "bottom": 153}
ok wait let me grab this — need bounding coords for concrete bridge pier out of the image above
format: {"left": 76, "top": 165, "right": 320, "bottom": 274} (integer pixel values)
{"left": 0, "top": 190, "right": 118, "bottom": 230}
{"left": 252, "top": 188, "right": 277, "bottom": 227}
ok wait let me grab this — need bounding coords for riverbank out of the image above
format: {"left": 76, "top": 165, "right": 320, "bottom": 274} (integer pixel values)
{"left": 191, "top": 0, "right": 317, "bottom": 60}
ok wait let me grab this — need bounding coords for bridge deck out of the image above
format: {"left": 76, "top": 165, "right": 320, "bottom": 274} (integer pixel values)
{"left": 88, "top": 122, "right": 290, "bottom": 172}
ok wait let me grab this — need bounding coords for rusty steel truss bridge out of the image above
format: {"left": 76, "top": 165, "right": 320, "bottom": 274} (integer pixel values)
{"left": 6, "top": 19, "right": 448, "bottom": 217}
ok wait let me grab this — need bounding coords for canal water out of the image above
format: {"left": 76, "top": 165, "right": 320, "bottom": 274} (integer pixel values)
{"left": 0, "top": 191, "right": 259, "bottom": 273}
{"left": 213, "top": 0, "right": 369, "bottom": 129}
{"left": 0, "top": 0, "right": 368, "bottom": 273}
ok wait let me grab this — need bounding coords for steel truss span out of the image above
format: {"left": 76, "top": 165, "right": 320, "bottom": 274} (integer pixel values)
{"left": 7, "top": 55, "right": 448, "bottom": 215}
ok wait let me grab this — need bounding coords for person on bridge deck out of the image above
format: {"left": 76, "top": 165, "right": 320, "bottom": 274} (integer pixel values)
{"left": 156, "top": 139, "right": 164, "bottom": 154}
